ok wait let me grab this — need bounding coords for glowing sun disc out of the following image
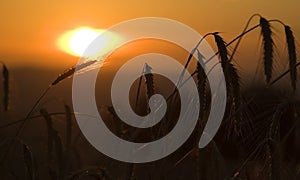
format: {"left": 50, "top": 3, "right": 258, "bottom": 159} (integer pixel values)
{"left": 56, "top": 26, "right": 117, "bottom": 57}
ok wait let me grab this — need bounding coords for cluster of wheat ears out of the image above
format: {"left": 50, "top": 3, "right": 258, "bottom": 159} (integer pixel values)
{"left": 0, "top": 14, "right": 300, "bottom": 179}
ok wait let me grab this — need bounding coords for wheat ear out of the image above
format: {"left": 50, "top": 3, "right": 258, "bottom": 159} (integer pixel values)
{"left": 51, "top": 60, "right": 97, "bottom": 86}
{"left": 284, "top": 26, "right": 297, "bottom": 92}
{"left": 143, "top": 63, "right": 155, "bottom": 99}
{"left": 23, "top": 143, "right": 37, "bottom": 180}
{"left": 213, "top": 33, "right": 242, "bottom": 136}
{"left": 40, "top": 108, "right": 64, "bottom": 178}
{"left": 266, "top": 103, "right": 285, "bottom": 180}
{"left": 2, "top": 64, "right": 9, "bottom": 111}
{"left": 260, "top": 17, "right": 274, "bottom": 83}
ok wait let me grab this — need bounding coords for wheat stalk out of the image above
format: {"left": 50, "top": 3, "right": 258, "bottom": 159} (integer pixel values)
{"left": 167, "top": 33, "right": 214, "bottom": 102}
{"left": 64, "top": 104, "right": 72, "bottom": 152}
{"left": 168, "top": 23, "right": 264, "bottom": 103}
{"left": 52, "top": 130, "right": 63, "bottom": 179}
{"left": 127, "top": 63, "right": 155, "bottom": 180}
{"left": 229, "top": 13, "right": 261, "bottom": 61}
{"left": 64, "top": 104, "right": 72, "bottom": 175}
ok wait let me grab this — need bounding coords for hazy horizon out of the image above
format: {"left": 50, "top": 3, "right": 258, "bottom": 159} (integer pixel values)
{"left": 1, "top": 0, "right": 299, "bottom": 69}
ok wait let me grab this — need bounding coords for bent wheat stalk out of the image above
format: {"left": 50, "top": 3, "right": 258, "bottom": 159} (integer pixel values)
{"left": 171, "top": 24, "right": 261, "bottom": 99}
{"left": 229, "top": 13, "right": 261, "bottom": 61}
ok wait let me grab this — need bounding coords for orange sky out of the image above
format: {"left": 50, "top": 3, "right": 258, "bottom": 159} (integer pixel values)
{"left": 0, "top": 0, "right": 299, "bottom": 68}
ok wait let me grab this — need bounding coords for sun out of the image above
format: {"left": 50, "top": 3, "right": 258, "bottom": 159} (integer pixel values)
{"left": 57, "top": 26, "right": 118, "bottom": 57}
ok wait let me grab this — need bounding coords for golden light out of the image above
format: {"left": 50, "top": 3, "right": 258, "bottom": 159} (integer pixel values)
{"left": 57, "top": 26, "right": 119, "bottom": 57}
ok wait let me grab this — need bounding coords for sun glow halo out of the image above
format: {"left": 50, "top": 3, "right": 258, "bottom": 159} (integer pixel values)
{"left": 57, "top": 27, "right": 117, "bottom": 57}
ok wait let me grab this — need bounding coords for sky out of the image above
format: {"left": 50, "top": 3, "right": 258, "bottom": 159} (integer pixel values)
{"left": 0, "top": 0, "right": 299, "bottom": 68}
{"left": 0, "top": 0, "right": 299, "bottom": 117}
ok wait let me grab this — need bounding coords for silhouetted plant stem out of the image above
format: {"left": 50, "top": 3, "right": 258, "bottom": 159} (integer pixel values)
{"left": 229, "top": 13, "right": 261, "bottom": 62}
{"left": 167, "top": 24, "right": 261, "bottom": 102}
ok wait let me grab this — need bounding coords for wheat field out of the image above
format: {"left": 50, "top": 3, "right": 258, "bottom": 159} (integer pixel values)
{"left": 0, "top": 14, "right": 300, "bottom": 180}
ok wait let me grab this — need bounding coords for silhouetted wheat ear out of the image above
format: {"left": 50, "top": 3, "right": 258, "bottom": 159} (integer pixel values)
{"left": 267, "top": 103, "right": 285, "bottom": 180}
{"left": 260, "top": 17, "right": 274, "bottom": 83}
{"left": 52, "top": 130, "right": 63, "bottom": 178}
{"left": 143, "top": 63, "right": 156, "bottom": 143}
{"left": 51, "top": 60, "right": 97, "bottom": 86}
{"left": 213, "top": 33, "right": 229, "bottom": 63}
{"left": 64, "top": 104, "right": 72, "bottom": 151}
{"left": 269, "top": 103, "right": 284, "bottom": 141}
{"left": 284, "top": 26, "right": 297, "bottom": 92}
{"left": 227, "top": 64, "right": 242, "bottom": 136}
{"left": 23, "top": 143, "right": 37, "bottom": 180}
{"left": 197, "top": 63, "right": 206, "bottom": 106}
{"left": 143, "top": 63, "right": 155, "bottom": 100}
{"left": 196, "top": 50, "right": 207, "bottom": 118}
{"left": 40, "top": 108, "right": 54, "bottom": 157}
{"left": 213, "top": 34, "right": 242, "bottom": 136}
{"left": 40, "top": 108, "right": 64, "bottom": 178}
{"left": 2, "top": 64, "right": 9, "bottom": 111}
